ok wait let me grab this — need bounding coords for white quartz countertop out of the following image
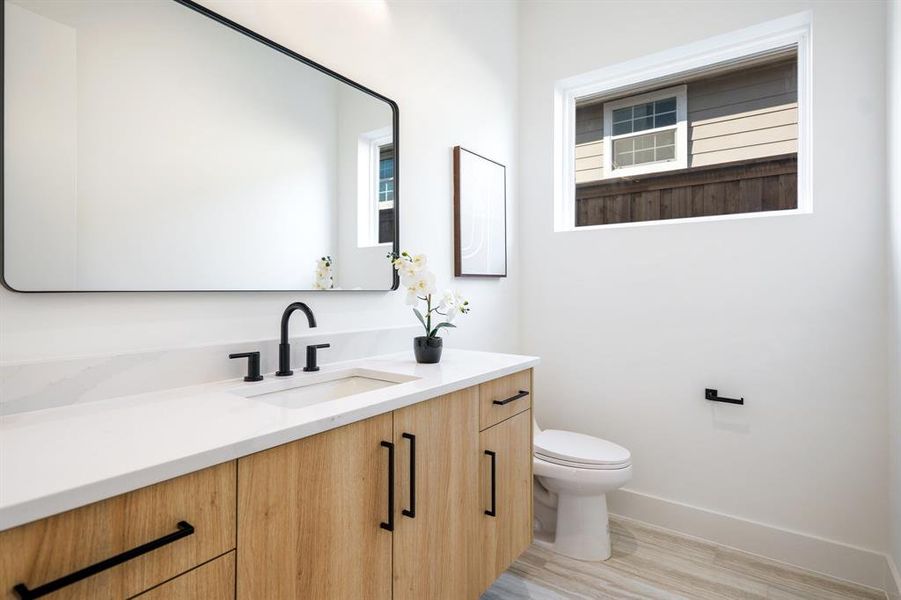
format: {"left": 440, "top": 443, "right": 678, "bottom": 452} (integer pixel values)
{"left": 0, "top": 349, "right": 538, "bottom": 531}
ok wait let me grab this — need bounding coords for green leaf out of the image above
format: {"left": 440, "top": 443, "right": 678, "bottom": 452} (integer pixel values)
{"left": 412, "top": 308, "right": 429, "bottom": 333}
{"left": 429, "top": 322, "right": 457, "bottom": 337}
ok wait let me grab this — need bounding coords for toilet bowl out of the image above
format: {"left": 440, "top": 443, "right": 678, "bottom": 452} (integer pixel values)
{"left": 533, "top": 420, "right": 632, "bottom": 561}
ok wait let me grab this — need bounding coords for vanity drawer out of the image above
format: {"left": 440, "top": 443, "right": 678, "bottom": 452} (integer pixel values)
{"left": 134, "top": 552, "right": 234, "bottom": 600}
{"left": 479, "top": 369, "right": 532, "bottom": 430}
{"left": 0, "top": 461, "right": 236, "bottom": 600}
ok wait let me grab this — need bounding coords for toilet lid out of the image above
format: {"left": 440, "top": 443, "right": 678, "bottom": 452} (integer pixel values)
{"left": 534, "top": 429, "right": 631, "bottom": 469}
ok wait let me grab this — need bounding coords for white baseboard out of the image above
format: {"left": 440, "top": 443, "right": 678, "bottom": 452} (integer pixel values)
{"left": 608, "top": 487, "right": 891, "bottom": 594}
{"left": 887, "top": 554, "right": 901, "bottom": 600}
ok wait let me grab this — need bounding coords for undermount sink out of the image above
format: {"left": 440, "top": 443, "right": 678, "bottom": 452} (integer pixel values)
{"left": 230, "top": 368, "right": 419, "bottom": 409}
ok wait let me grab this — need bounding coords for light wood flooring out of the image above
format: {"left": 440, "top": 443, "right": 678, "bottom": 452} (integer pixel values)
{"left": 482, "top": 517, "right": 886, "bottom": 600}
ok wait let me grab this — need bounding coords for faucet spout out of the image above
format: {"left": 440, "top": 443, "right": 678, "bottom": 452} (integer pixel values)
{"left": 276, "top": 302, "right": 317, "bottom": 376}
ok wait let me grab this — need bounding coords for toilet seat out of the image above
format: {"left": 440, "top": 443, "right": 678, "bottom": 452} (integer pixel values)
{"left": 534, "top": 429, "right": 631, "bottom": 470}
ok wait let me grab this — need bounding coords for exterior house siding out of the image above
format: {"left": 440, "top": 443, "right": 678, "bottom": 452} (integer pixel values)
{"left": 574, "top": 58, "right": 797, "bottom": 181}
{"left": 575, "top": 103, "right": 604, "bottom": 182}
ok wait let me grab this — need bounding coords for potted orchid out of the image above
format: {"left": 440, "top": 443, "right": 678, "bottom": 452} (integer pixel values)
{"left": 388, "top": 251, "right": 470, "bottom": 363}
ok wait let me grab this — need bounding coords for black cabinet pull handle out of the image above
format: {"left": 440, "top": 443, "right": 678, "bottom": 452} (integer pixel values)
{"left": 380, "top": 441, "right": 395, "bottom": 531}
{"left": 402, "top": 433, "right": 416, "bottom": 518}
{"left": 485, "top": 450, "right": 497, "bottom": 517}
{"left": 13, "top": 521, "right": 194, "bottom": 600}
{"left": 493, "top": 390, "right": 529, "bottom": 406}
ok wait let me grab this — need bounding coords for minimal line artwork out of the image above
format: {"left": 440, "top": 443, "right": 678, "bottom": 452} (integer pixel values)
{"left": 453, "top": 146, "right": 507, "bottom": 277}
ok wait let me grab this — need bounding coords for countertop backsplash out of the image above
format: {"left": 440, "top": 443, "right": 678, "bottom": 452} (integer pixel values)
{"left": 0, "top": 325, "right": 420, "bottom": 415}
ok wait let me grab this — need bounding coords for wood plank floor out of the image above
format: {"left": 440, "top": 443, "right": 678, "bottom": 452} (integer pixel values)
{"left": 482, "top": 517, "right": 886, "bottom": 600}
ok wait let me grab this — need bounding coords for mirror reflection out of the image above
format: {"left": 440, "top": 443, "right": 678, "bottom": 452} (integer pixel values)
{"left": 2, "top": 0, "right": 398, "bottom": 291}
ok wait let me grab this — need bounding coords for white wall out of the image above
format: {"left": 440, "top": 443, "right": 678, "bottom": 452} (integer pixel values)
{"left": 519, "top": 0, "right": 889, "bottom": 557}
{"left": 0, "top": 1, "right": 520, "bottom": 362}
{"left": 3, "top": 2, "right": 77, "bottom": 290}
{"left": 887, "top": 0, "right": 901, "bottom": 590}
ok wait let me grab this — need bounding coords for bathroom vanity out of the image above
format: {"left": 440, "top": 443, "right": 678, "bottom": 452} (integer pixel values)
{"left": 0, "top": 1, "right": 536, "bottom": 596}
{"left": 0, "top": 351, "right": 537, "bottom": 599}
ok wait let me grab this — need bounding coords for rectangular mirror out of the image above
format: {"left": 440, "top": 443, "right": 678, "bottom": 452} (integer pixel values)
{"left": 2, "top": 0, "right": 398, "bottom": 291}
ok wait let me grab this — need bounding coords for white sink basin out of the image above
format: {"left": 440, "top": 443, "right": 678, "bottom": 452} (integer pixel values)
{"left": 230, "top": 368, "right": 418, "bottom": 409}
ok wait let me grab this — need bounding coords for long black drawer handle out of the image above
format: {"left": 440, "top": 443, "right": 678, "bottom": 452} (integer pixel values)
{"left": 493, "top": 390, "right": 529, "bottom": 406}
{"left": 13, "top": 521, "right": 194, "bottom": 600}
{"left": 402, "top": 433, "right": 416, "bottom": 518}
{"left": 380, "top": 440, "right": 395, "bottom": 531}
{"left": 485, "top": 450, "right": 497, "bottom": 517}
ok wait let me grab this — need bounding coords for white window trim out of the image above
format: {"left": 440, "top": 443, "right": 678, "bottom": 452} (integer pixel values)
{"left": 553, "top": 11, "right": 812, "bottom": 232}
{"left": 601, "top": 84, "right": 688, "bottom": 179}
{"left": 357, "top": 127, "right": 393, "bottom": 248}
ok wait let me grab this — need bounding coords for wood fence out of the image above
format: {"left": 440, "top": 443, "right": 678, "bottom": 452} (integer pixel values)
{"left": 575, "top": 154, "right": 797, "bottom": 226}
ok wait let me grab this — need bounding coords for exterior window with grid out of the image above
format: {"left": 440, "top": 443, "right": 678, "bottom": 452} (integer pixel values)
{"left": 563, "top": 18, "right": 807, "bottom": 230}
{"left": 602, "top": 85, "right": 688, "bottom": 178}
{"left": 377, "top": 144, "right": 395, "bottom": 244}
{"left": 378, "top": 144, "right": 395, "bottom": 204}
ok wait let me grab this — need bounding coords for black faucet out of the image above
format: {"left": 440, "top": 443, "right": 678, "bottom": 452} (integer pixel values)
{"left": 229, "top": 351, "right": 263, "bottom": 382}
{"left": 304, "top": 344, "right": 330, "bottom": 372}
{"left": 276, "top": 302, "right": 317, "bottom": 376}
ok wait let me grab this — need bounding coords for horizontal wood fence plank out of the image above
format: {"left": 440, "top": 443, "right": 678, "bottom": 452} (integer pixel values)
{"left": 575, "top": 154, "right": 797, "bottom": 227}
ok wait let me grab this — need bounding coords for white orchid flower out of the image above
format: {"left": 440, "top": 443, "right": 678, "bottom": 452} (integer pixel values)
{"left": 407, "top": 270, "right": 436, "bottom": 297}
{"left": 411, "top": 254, "right": 428, "bottom": 272}
{"left": 439, "top": 290, "right": 468, "bottom": 319}
{"left": 439, "top": 290, "right": 457, "bottom": 310}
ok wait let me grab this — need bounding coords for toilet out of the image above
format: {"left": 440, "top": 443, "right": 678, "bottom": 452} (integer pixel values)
{"left": 532, "top": 419, "right": 632, "bottom": 561}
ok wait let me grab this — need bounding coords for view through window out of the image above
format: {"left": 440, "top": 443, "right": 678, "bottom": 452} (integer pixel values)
{"left": 573, "top": 52, "right": 799, "bottom": 227}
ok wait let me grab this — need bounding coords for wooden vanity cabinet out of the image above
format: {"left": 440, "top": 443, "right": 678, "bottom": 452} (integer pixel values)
{"left": 236, "top": 413, "right": 393, "bottom": 600}
{"left": 236, "top": 372, "right": 531, "bottom": 600}
{"left": 0, "top": 369, "right": 533, "bottom": 600}
{"left": 392, "top": 387, "right": 481, "bottom": 600}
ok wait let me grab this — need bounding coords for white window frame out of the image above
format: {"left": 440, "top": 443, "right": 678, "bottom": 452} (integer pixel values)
{"left": 553, "top": 11, "right": 812, "bottom": 232}
{"left": 357, "top": 127, "right": 393, "bottom": 248}
{"left": 602, "top": 84, "right": 688, "bottom": 178}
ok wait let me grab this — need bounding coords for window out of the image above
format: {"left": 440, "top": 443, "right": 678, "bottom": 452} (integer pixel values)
{"left": 378, "top": 149, "right": 394, "bottom": 202}
{"left": 603, "top": 85, "right": 687, "bottom": 177}
{"left": 376, "top": 143, "right": 395, "bottom": 244}
{"left": 357, "top": 128, "right": 395, "bottom": 247}
{"left": 554, "top": 12, "right": 811, "bottom": 231}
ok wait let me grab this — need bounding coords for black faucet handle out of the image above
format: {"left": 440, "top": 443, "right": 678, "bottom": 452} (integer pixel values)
{"left": 229, "top": 351, "right": 264, "bottom": 382}
{"left": 303, "top": 343, "right": 330, "bottom": 372}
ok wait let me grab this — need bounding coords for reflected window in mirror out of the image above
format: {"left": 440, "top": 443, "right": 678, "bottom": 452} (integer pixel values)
{"left": 357, "top": 127, "right": 395, "bottom": 248}
{"left": 378, "top": 144, "right": 395, "bottom": 244}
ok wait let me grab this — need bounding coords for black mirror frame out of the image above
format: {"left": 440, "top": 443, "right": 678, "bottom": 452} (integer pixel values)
{"left": 0, "top": 0, "right": 399, "bottom": 293}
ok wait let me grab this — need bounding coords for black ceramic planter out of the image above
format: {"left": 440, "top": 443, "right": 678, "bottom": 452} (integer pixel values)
{"left": 413, "top": 336, "right": 443, "bottom": 364}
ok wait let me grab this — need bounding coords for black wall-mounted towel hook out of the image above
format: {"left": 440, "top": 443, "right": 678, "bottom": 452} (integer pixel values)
{"left": 705, "top": 388, "right": 744, "bottom": 405}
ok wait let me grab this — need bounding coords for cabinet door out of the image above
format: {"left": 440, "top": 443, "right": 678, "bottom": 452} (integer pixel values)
{"left": 237, "top": 413, "right": 393, "bottom": 600}
{"left": 479, "top": 410, "right": 532, "bottom": 593}
{"left": 134, "top": 552, "right": 234, "bottom": 600}
{"left": 392, "top": 387, "right": 480, "bottom": 600}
